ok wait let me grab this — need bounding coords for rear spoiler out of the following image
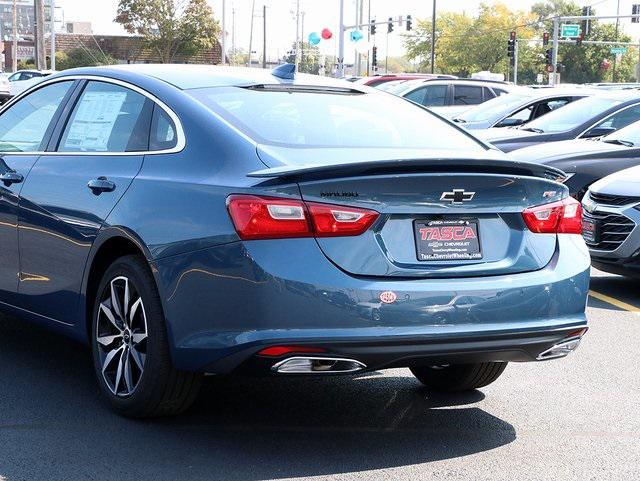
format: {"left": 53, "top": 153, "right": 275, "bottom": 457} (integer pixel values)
{"left": 248, "top": 158, "right": 566, "bottom": 182}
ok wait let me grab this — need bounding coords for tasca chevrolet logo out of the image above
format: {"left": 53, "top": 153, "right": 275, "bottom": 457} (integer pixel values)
{"left": 440, "top": 189, "right": 475, "bottom": 204}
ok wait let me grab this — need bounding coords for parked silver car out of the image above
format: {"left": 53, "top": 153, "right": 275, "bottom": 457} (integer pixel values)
{"left": 582, "top": 165, "right": 640, "bottom": 278}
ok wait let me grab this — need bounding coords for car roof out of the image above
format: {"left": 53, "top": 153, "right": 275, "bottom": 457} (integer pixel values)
{"left": 52, "top": 64, "right": 364, "bottom": 91}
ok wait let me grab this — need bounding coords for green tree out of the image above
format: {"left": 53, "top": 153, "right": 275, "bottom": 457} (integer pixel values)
{"left": 283, "top": 42, "right": 322, "bottom": 74}
{"left": 115, "top": 0, "right": 220, "bottom": 63}
{"left": 55, "top": 48, "right": 117, "bottom": 70}
{"left": 404, "top": 3, "right": 536, "bottom": 78}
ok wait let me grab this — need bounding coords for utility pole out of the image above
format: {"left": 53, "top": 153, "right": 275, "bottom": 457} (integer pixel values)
{"left": 35, "top": 0, "right": 45, "bottom": 70}
{"left": 12, "top": 0, "right": 17, "bottom": 72}
{"left": 612, "top": 0, "right": 621, "bottom": 82}
{"left": 355, "top": 0, "right": 363, "bottom": 76}
{"left": 262, "top": 5, "right": 266, "bottom": 69}
{"left": 50, "top": 0, "right": 55, "bottom": 70}
{"left": 430, "top": 0, "right": 436, "bottom": 73}
{"left": 294, "top": 0, "right": 300, "bottom": 72}
{"left": 231, "top": 6, "right": 235, "bottom": 65}
{"left": 513, "top": 40, "right": 518, "bottom": 85}
{"left": 221, "top": 0, "right": 226, "bottom": 64}
{"left": 366, "top": 0, "right": 371, "bottom": 76}
{"left": 248, "top": 0, "right": 255, "bottom": 67}
{"left": 550, "top": 17, "right": 559, "bottom": 85}
{"left": 300, "top": 11, "right": 305, "bottom": 70}
{"left": 337, "top": 0, "right": 345, "bottom": 77}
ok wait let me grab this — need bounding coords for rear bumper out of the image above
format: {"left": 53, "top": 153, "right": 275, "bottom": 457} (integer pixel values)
{"left": 153, "top": 234, "right": 590, "bottom": 372}
{"left": 214, "top": 323, "right": 588, "bottom": 375}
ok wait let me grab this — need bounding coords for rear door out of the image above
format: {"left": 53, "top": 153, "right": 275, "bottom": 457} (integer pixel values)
{"left": 0, "top": 80, "right": 76, "bottom": 306}
{"left": 17, "top": 79, "right": 153, "bottom": 324}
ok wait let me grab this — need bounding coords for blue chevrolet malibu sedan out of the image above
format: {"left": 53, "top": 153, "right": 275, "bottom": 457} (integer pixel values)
{"left": 0, "top": 64, "right": 590, "bottom": 417}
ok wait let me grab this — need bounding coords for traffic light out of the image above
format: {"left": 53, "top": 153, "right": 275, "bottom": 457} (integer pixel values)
{"left": 406, "top": 14, "right": 412, "bottom": 31}
{"left": 507, "top": 31, "right": 516, "bottom": 58}
{"left": 632, "top": 4, "right": 640, "bottom": 23}
{"left": 372, "top": 46, "right": 378, "bottom": 68}
{"left": 581, "top": 6, "right": 591, "bottom": 36}
{"left": 545, "top": 48, "right": 553, "bottom": 66}
{"left": 387, "top": 17, "right": 394, "bottom": 33}
{"left": 576, "top": 33, "right": 584, "bottom": 46}
{"left": 370, "top": 20, "right": 376, "bottom": 35}
{"left": 542, "top": 32, "right": 549, "bottom": 46}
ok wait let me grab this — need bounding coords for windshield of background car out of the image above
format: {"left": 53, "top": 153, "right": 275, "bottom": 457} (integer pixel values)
{"left": 188, "top": 86, "right": 486, "bottom": 151}
{"left": 601, "top": 120, "right": 640, "bottom": 145}
{"left": 523, "top": 96, "right": 623, "bottom": 133}
{"left": 458, "top": 92, "right": 534, "bottom": 122}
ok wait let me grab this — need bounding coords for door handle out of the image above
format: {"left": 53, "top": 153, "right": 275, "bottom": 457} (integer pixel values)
{"left": 0, "top": 171, "right": 24, "bottom": 186}
{"left": 87, "top": 177, "right": 116, "bottom": 195}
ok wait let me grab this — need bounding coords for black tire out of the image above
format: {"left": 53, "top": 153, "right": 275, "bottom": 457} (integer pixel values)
{"left": 91, "top": 255, "right": 202, "bottom": 417}
{"left": 410, "top": 362, "right": 507, "bottom": 391}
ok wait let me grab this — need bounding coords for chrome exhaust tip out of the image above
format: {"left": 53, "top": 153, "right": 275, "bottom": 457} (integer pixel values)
{"left": 272, "top": 356, "right": 366, "bottom": 374}
{"left": 536, "top": 337, "right": 582, "bottom": 361}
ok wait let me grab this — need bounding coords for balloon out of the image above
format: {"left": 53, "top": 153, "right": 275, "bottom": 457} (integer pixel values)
{"left": 355, "top": 41, "right": 370, "bottom": 54}
{"left": 321, "top": 28, "right": 333, "bottom": 40}
{"left": 350, "top": 30, "right": 364, "bottom": 42}
{"left": 308, "top": 32, "right": 321, "bottom": 45}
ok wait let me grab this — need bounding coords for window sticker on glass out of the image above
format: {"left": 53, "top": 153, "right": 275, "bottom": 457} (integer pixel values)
{"left": 63, "top": 91, "right": 127, "bottom": 151}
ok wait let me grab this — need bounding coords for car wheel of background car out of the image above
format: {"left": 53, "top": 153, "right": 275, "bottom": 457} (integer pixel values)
{"left": 91, "top": 255, "right": 202, "bottom": 418}
{"left": 410, "top": 362, "right": 508, "bottom": 391}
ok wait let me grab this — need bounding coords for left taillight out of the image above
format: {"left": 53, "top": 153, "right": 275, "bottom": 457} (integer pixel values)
{"left": 522, "top": 196, "right": 582, "bottom": 234}
{"left": 227, "top": 195, "right": 379, "bottom": 240}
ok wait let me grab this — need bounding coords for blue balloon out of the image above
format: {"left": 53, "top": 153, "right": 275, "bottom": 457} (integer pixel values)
{"left": 350, "top": 30, "right": 364, "bottom": 42}
{"left": 308, "top": 32, "right": 321, "bottom": 45}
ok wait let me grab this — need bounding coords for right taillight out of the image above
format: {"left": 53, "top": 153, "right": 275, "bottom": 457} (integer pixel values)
{"left": 522, "top": 197, "right": 582, "bottom": 234}
{"left": 227, "top": 195, "right": 379, "bottom": 240}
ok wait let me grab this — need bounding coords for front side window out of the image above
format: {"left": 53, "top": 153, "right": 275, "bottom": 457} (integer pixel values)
{"left": 524, "top": 96, "right": 623, "bottom": 133}
{"left": 59, "top": 81, "right": 150, "bottom": 152}
{"left": 454, "top": 86, "right": 483, "bottom": 105}
{"left": 0, "top": 80, "right": 72, "bottom": 152}
{"left": 592, "top": 104, "right": 640, "bottom": 131}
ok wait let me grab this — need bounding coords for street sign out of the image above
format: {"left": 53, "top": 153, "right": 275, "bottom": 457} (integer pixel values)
{"left": 561, "top": 24, "right": 581, "bottom": 38}
{"left": 611, "top": 47, "right": 628, "bottom": 54}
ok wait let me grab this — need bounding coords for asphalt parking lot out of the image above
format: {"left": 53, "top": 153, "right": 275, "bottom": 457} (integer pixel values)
{"left": 0, "top": 269, "right": 638, "bottom": 481}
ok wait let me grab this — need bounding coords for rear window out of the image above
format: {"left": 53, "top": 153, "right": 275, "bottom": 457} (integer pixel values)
{"left": 188, "top": 86, "right": 485, "bottom": 151}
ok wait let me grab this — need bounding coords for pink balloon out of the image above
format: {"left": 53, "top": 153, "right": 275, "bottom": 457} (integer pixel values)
{"left": 321, "top": 28, "right": 333, "bottom": 40}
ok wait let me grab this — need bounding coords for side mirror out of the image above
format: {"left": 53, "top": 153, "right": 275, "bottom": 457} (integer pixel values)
{"left": 582, "top": 126, "right": 616, "bottom": 138}
{"left": 496, "top": 117, "right": 526, "bottom": 128}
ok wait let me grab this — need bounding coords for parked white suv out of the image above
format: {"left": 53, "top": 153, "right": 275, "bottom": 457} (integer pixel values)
{"left": 8, "top": 69, "right": 55, "bottom": 98}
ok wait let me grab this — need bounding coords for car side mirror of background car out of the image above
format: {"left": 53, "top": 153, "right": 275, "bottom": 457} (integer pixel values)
{"left": 582, "top": 126, "right": 616, "bottom": 138}
{"left": 495, "top": 118, "right": 526, "bottom": 128}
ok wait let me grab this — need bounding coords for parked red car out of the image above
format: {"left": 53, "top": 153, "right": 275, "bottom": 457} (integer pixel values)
{"left": 355, "top": 73, "right": 457, "bottom": 88}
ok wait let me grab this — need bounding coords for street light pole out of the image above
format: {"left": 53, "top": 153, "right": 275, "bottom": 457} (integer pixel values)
{"left": 221, "top": 0, "right": 226, "bottom": 64}
{"left": 12, "top": 0, "right": 17, "bottom": 72}
{"left": 337, "top": 0, "right": 345, "bottom": 77}
{"left": 430, "top": 0, "right": 436, "bottom": 73}
{"left": 50, "top": 0, "right": 55, "bottom": 70}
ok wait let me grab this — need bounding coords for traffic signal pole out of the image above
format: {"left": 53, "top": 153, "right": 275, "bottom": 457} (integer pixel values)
{"left": 550, "top": 13, "right": 640, "bottom": 85}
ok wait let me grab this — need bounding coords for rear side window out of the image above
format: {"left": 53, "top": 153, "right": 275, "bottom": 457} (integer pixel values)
{"left": 149, "top": 106, "right": 177, "bottom": 151}
{"left": 0, "top": 80, "right": 72, "bottom": 152}
{"left": 422, "top": 85, "right": 448, "bottom": 106}
{"left": 58, "top": 81, "right": 151, "bottom": 152}
{"left": 454, "top": 86, "right": 483, "bottom": 105}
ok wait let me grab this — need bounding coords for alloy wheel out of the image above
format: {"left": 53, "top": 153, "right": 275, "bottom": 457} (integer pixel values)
{"left": 95, "top": 276, "right": 148, "bottom": 397}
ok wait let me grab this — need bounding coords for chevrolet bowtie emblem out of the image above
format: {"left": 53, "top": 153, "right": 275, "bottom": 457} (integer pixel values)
{"left": 440, "top": 189, "right": 475, "bottom": 204}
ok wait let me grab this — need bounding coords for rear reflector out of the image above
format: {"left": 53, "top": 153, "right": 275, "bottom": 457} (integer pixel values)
{"left": 227, "top": 195, "right": 379, "bottom": 240}
{"left": 522, "top": 197, "right": 582, "bottom": 234}
{"left": 257, "top": 346, "right": 326, "bottom": 357}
